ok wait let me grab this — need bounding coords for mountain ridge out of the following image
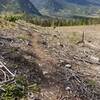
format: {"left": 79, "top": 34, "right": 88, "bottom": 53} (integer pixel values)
{"left": 30, "top": 0, "right": 100, "bottom": 17}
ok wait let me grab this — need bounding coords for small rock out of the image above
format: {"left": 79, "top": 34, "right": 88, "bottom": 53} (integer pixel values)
{"left": 65, "top": 87, "right": 71, "bottom": 91}
{"left": 90, "top": 56, "right": 99, "bottom": 63}
{"left": 65, "top": 64, "right": 72, "bottom": 68}
{"left": 43, "top": 71, "right": 48, "bottom": 75}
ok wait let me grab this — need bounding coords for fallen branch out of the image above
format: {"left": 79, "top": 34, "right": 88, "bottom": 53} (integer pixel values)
{"left": 0, "top": 61, "right": 15, "bottom": 85}
{"left": 0, "top": 61, "right": 15, "bottom": 77}
{"left": 74, "top": 56, "right": 100, "bottom": 65}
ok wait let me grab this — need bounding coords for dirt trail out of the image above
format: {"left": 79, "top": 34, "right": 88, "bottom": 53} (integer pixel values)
{"left": 31, "top": 31, "right": 57, "bottom": 74}
{"left": 30, "top": 29, "right": 64, "bottom": 100}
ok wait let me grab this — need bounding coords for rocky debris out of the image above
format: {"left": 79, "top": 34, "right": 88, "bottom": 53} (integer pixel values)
{"left": 56, "top": 65, "right": 98, "bottom": 100}
{"left": 0, "top": 21, "right": 100, "bottom": 100}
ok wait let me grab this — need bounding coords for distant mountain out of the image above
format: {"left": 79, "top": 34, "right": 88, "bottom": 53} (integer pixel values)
{"left": 0, "top": 0, "right": 41, "bottom": 16}
{"left": 1, "top": 0, "right": 100, "bottom": 17}
{"left": 30, "top": 0, "right": 63, "bottom": 15}
{"left": 30, "top": 0, "right": 100, "bottom": 17}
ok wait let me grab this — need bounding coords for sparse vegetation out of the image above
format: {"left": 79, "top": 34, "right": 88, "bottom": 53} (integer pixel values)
{"left": 67, "top": 32, "right": 81, "bottom": 44}
{"left": 1, "top": 77, "right": 27, "bottom": 100}
{"left": 26, "top": 16, "right": 100, "bottom": 27}
{"left": 0, "top": 76, "right": 41, "bottom": 100}
{"left": 87, "top": 79, "right": 96, "bottom": 87}
{"left": 4, "top": 15, "right": 22, "bottom": 22}
{"left": 28, "top": 84, "right": 40, "bottom": 93}
{"left": 17, "top": 34, "right": 30, "bottom": 41}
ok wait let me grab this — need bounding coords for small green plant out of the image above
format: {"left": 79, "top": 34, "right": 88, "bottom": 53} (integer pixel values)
{"left": 3, "top": 14, "right": 23, "bottom": 22}
{"left": 87, "top": 79, "right": 96, "bottom": 87}
{"left": 1, "top": 76, "right": 28, "bottom": 100}
{"left": 4, "top": 16, "right": 19, "bottom": 22}
{"left": 1, "top": 83, "right": 25, "bottom": 100}
{"left": 0, "top": 74, "right": 41, "bottom": 100}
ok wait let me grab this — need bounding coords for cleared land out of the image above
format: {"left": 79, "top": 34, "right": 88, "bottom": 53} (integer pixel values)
{"left": 0, "top": 20, "right": 100, "bottom": 100}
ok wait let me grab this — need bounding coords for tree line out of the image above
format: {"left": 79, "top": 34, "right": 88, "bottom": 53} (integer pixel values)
{"left": 1, "top": 14, "right": 100, "bottom": 27}
{"left": 25, "top": 16, "right": 100, "bottom": 27}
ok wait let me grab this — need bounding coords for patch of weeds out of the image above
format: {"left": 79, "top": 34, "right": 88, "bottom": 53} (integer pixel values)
{"left": 1, "top": 84, "right": 24, "bottom": 100}
{"left": 87, "top": 79, "right": 96, "bottom": 87}
{"left": 28, "top": 83, "right": 41, "bottom": 93}
{"left": 4, "top": 15, "right": 22, "bottom": 22}
{"left": 67, "top": 32, "right": 81, "bottom": 44}
{"left": 1, "top": 76, "right": 28, "bottom": 100}
{"left": 17, "top": 34, "right": 30, "bottom": 41}
{"left": 10, "top": 47, "right": 18, "bottom": 53}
